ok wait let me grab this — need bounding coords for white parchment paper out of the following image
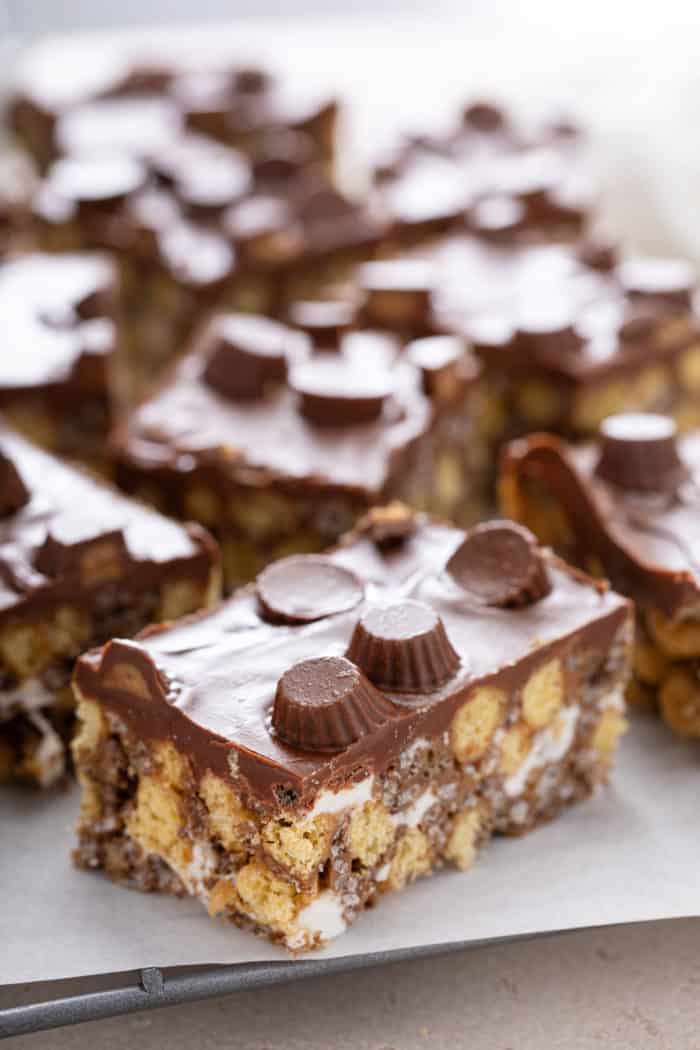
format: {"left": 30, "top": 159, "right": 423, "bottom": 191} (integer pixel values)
{"left": 2, "top": 716, "right": 699, "bottom": 985}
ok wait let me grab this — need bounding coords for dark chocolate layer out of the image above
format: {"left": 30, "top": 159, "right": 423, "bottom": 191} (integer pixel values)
{"left": 74, "top": 511, "right": 630, "bottom": 812}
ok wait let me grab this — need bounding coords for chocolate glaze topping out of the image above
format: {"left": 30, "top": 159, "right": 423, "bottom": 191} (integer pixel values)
{"left": 74, "top": 510, "right": 629, "bottom": 813}
{"left": 503, "top": 420, "right": 700, "bottom": 616}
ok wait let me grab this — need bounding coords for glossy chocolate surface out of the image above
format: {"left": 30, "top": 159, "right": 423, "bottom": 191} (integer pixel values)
{"left": 112, "top": 315, "right": 445, "bottom": 495}
{"left": 503, "top": 418, "right": 700, "bottom": 616}
{"left": 0, "top": 423, "right": 215, "bottom": 619}
{"left": 75, "top": 511, "right": 629, "bottom": 811}
{"left": 0, "top": 253, "right": 117, "bottom": 399}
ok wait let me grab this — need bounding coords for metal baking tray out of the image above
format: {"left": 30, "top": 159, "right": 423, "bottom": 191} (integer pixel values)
{"left": 0, "top": 932, "right": 556, "bottom": 1038}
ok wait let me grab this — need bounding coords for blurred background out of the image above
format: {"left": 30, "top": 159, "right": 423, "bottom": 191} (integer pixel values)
{"left": 3, "top": 0, "right": 700, "bottom": 259}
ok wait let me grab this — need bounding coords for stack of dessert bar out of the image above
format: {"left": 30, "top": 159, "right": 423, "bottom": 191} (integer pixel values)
{"left": 0, "top": 33, "right": 696, "bottom": 953}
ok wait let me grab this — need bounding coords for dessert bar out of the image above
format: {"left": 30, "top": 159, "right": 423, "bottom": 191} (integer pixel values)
{"left": 31, "top": 136, "right": 385, "bottom": 392}
{"left": 110, "top": 311, "right": 482, "bottom": 588}
{"left": 10, "top": 42, "right": 337, "bottom": 175}
{"left": 362, "top": 242, "right": 700, "bottom": 455}
{"left": 72, "top": 506, "right": 631, "bottom": 952}
{"left": 501, "top": 413, "right": 700, "bottom": 737}
{"left": 372, "top": 98, "right": 593, "bottom": 246}
{"left": 0, "top": 422, "right": 219, "bottom": 786}
{"left": 0, "top": 251, "right": 119, "bottom": 459}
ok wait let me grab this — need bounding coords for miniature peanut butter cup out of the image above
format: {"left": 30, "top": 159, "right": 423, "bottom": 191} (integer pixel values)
{"left": 257, "top": 555, "right": 364, "bottom": 624}
{"left": 291, "top": 358, "right": 393, "bottom": 426}
{"left": 0, "top": 450, "right": 29, "bottom": 516}
{"left": 364, "top": 503, "right": 417, "bottom": 549}
{"left": 359, "top": 260, "right": 435, "bottom": 331}
{"left": 288, "top": 300, "right": 355, "bottom": 350}
{"left": 463, "top": 100, "right": 506, "bottom": 132}
{"left": 469, "top": 195, "right": 526, "bottom": 242}
{"left": 406, "top": 335, "right": 475, "bottom": 399}
{"left": 272, "top": 655, "right": 398, "bottom": 752}
{"left": 35, "top": 526, "right": 128, "bottom": 585}
{"left": 616, "top": 258, "right": 696, "bottom": 311}
{"left": 515, "top": 302, "right": 582, "bottom": 355}
{"left": 347, "top": 600, "right": 460, "bottom": 693}
{"left": 594, "top": 413, "right": 686, "bottom": 492}
{"left": 446, "top": 521, "right": 551, "bottom": 607}
{"left": 577, "top": 238, "right": 618, "bottom": 273}
{"left": 49, "top": 155, "right": 147, "bottom": 214}
{"left": 176, "top": 151, "right": 251, "bottom": 213}
{"left": 203, "top": 314, "right": 290, "bottom": 400}
{"left": 617, "top": 304, "right": 659, "bottom": 345}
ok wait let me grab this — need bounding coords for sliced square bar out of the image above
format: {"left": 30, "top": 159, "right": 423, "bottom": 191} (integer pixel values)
{"left": 72, "top": 505, "right": 631, "bottom": 952}
{"left": 110, "top": 312, "right": 482, "bottom": 589}
{"left": 0, "top": 252, "right": 118, "bottom": 460}
{"left": 501, "top": 413, "right": 700, "bottom": 738}
{"left": 0, "top": 423, "right": 220, "bottom": 786}
{"left": 366, "top": 241, "right": 700, "bottom": 454}
{"left": 372, "top": 98, "right": 592, "bottom": 247}
{"left": 9, "top": 42, "right": 337, "bottom": 175}
{"left": 31, "top": 139, "right": 385, "bottom": 393}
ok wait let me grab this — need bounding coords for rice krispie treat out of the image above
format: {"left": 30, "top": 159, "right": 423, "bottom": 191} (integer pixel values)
{"left": 502, "top": 412, "right": 700, "bottom": 737}
{"left": 72, "top": 506, "right": 631, "bottom": 952}
{"left": 0, "top": 423, "right": 220, "bottom": 786}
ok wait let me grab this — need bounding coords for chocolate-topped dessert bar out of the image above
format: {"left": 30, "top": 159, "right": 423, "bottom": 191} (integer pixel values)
{"left": 372, "top": 99, "right": 593, "bottom": 246}
{"left": 110, "top": 311, "right": 481, "bottom": 589}
{"left": 0, "top": 422, "right": 219, "bottom": 787}
{"left": 0, "top": 252, "right": 119, "bottom": 459}
{"left": 10, "top": 41, "right": 337, "bottom": 175}
{"left": 502, "top": 413, "right": 700, "bottom": 738}
{"left": 369, "top": 238, "right": 700, "bottom": 453}
{"left": 31, "top": 135, "right": 385, "bottom": 391}
{"left": 72, "top": 506, "right": 631, "bottom": 952}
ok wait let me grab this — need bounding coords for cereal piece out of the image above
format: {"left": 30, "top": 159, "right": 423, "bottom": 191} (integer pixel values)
{"left": 659, "top": 669, "right": 700, "bottom": 738}
{"left": 450, "top": 687, "right": 506, "bottom": 763}
{"left": 522, "top": 659, "right": 564, "bottom": 729}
